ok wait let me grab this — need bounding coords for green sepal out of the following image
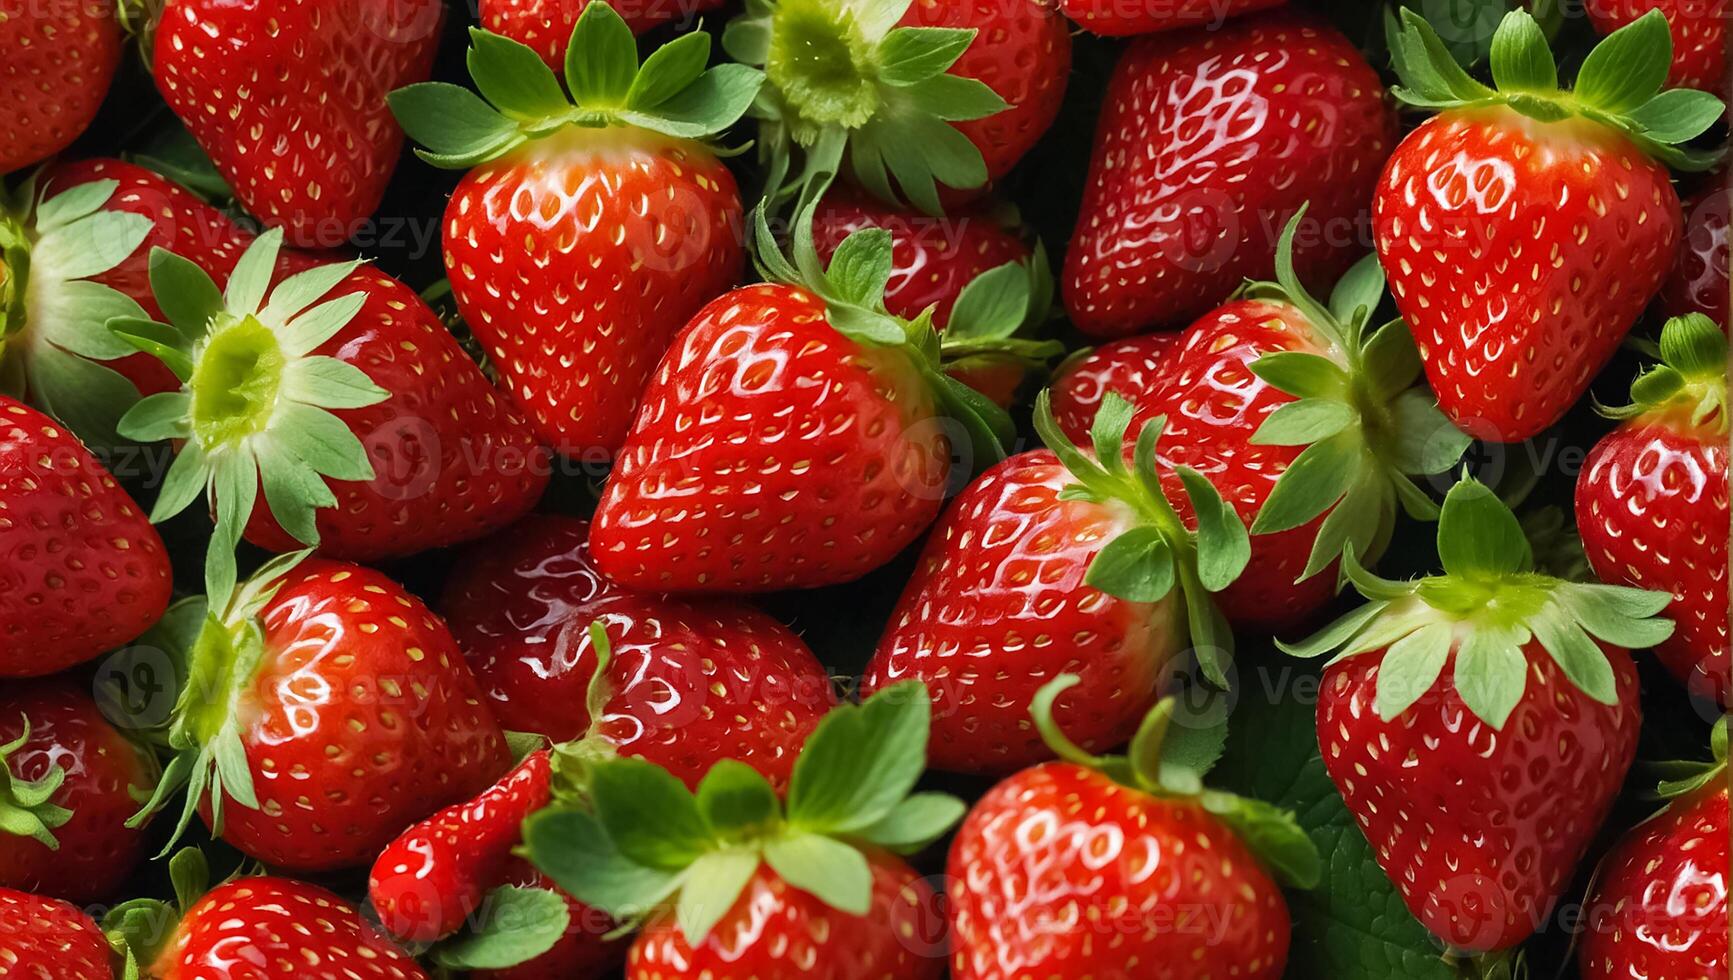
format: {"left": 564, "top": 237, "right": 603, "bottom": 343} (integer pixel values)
{"left": 1648, "top": 716, "right": 1728, "bottom": 800}
{"left": 785, "top": 680, "right": 930, "bottom": 836}
{"left": 428, "top": 886, "right": 572, "bottom": 971}
{"left": 589, "top": 758, "right": 714, "bottom": 871}
{"left": 1603, "top": 314, "right": 1729, "bottom": 431}
{"left": 676, "top": 849, "right": 763, "bottom": 944}
{"left": 0, "top": 721, "right": 73, "bottom": 848}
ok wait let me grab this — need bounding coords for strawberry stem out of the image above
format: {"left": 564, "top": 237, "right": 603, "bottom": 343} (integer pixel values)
{"left": 0, "top": 720, "right": 73, "bottom": 849}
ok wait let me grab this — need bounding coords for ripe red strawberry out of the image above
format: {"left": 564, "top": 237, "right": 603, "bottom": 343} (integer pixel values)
{"left": 150, "top": 0, "right": 445, "bottom": 246}
{"left": 1057, "top": 0, "right": 1285, "bottom": 36}
{"left": 1063, "top": 11, "right": 1395, "bottom": 337}
{"left": 482, "top": 0, "right": 728, "bottom": 66}
{"left": 589, "top": 197, "right": 1015, "bottom": 593}
{"left": 0, "top": 396, "right": 173, "bottom": 676}
{"left": 1663, "top": 177, "right": 1729, "bottom": 328}
{"left": 948, "top": 681, "right": 1317, "bottom": 979}
{"left": 0, "top": 0, "right": 121, "bottom": 174}
{"left": 133, "top": 557, "right": 511, "bottom": 873}
{"left": 0, "top": 678, "right": 159, "bottom": 904}
{"left": 1577, "top": 314, "right": 1729, "bottom": 706}
{"left": 0, "top": 887, "right": 109, "bottom": 979}
{"left": 1580, "top": 719, "right": 1728, "bottom": 980}
{"left": 1587, "top": 0, "right": 1727, "bottom": 92}
{"left": 1375, "top": 10, "right": 1721, "bottom": 442}
{"left": 1048, "top": 334, "right": 1180, "bottom": 443}
{"left": 1287, "top": 478, "right": 1670, "bottom": 955}
{"left": 525, "top": 682, "right": 962, "bottom": 980}
{"left": 393, "top": 8, "right": 753, "bottom": 460}
{"left": 113, "top": 229, "right": 549, "bottom": 608}
{"left": 724, "top": 0, "right": 1070, "bottom": 214}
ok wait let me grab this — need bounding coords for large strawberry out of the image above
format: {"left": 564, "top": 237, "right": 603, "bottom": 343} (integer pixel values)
{"left": 1586, "top": 0, "right": 1727, "bottom": 92}
{"left": 0, "top": 678, "right": 159, "bottom": 904}
{"left": 589, "top": 195, "right": 1015, "bottom": 593}
{"left": 861, "top": 391, "right": 1243, "bottom": 774}
{"left": 723, "top": 0, "right": 1070, "bottom": 214}
{"left": 1580, "top": 718, "right": 1728, "bottom": 980}
{"left": 1375, "top": 9, "right": 1722, "bottom": 442}
{"left": 392, "top": 6, "right": 757, "bottom": 459}
{"left": 0, "top": 0, "right": 121, "bottom": 175}
{"left": 948, "top": 678, "right": 1319, "bottom": 979}
{"left": 150, "top": 0, "right": 446, "bottom": 247}
{"left": 1578, "top": 314, "right": 1729, "bottom": 706}
{"left": 525, "top": 682, "right": 960, "bottom": 980}
{"left": 482, "top": 0, "right": 728, "bottom": 66}
{"left": 0, "top": 886, "right": 109, "bottom": 980}
{"left": 1057, "top": 0, "right": 1285, "bottom": 36}
{"left": 0, "top": 395, "right": 173, "bottom": 675}
{"left": 110, "top": 229, "right": 549, "bottom": 608}
{"left": 1663, "top": 177, "right": 1728, "bottom": 327}
{"left": 1284, "top": 478, "right": 1672, "bottom": 957}
{"left": 132, "top": 556, "right": 510, "bottom": 873}
{"left": 1063, "top": 11, "right": 1395, "bottom": 338}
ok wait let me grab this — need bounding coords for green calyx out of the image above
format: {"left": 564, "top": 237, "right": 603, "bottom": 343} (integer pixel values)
{"left": 390, "top": 3, "right": 765, "bottom": 171}
{"left": 427, "top": 885, "right": 573, "bottom": 973}
{"left": 1389, "top": 8, "right": 1725, "bottom": 171}
{"left": 0, "top": 176, "right": 155, "bottom": 449}
{"left": 1030, "top": 676, "right": 1321, "bottom": 890}
{"left": 1648, "top": 716, "right": 1729, "bottom": 803}
{"left": 725, "top": 0, "right": 1009, "bottom": 216}
{"left": 127, "top": 551, "right": 310, "bottom": 858}
{"left": 752, "top": 189, "right": 1014, "bottom": 473}
{"left": 523, "top": 681, "right": 964, "bottom": 947}
{"left": 0, "top": 720, "right": 73, "bottom": 849}
{"left": 547, "top": 622, "right": 628, "bottom": 802}
{"left": 109, "top": 230, "right": 387, "bottom": 610}
{"left": 1033, "top": 389, "right": 1249, "bottom": 688}
{"left": 937, "top": 240, "right": 1065, "bottom": 384}
{"left": 1604, "top": 313, "right": 1728, "bottom": 434}
{"left": 103, "top": 847, "right": 208, "bottom": 980}
{"left": 1243, "top": 208, "right": 1470, "bottom": 584}
{"left": 1282, "top": 478, "right": 1675, "bottom": 730}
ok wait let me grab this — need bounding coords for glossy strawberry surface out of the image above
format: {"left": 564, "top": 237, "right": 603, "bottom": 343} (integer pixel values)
{"left": 0, "top": 0, "right": 120, "bottom": 174}
{"left": 1049, "top": 334, "right": 1181, "bottom": 446}
{"left": 1057, "top": 0, "right": 1286, "bottom": 36}
{"left": 1664, "top": 179, "right": 1729, "bottom": 328}
{"left": 948, "top": 762, "right": 1291, "bottom": 979}
{"left": 0, "top": 886, "right": 110, "bottom": 980}
{"left": 1586, "top": 0, "right": 1727, "bottom": 91}
{"left": 481, "top": 0, "right": 727, "bottom": 66}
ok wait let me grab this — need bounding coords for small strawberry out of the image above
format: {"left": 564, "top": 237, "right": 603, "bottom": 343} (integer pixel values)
{"left": 0, "top": 678, "right": 159, "bottom": 904}
{"left": 150, "top": 0, "right": 446, "bottom": 246}
{"left": 1577, "top": 314, "right": 1729, "bottom": 706}
{"left": 589, "top": 194, "right": 1016, "bottom": 593}
{"left": 0, "top": 0, "right": 122, "bottom": 175}
{"left": 1580, "top": 718, "right": 1729, "bottom": 980}
{"left": 1057, "top": 0, "right": 1285, "bottom": 37}
{"left": 1285, "top": 478, "right": 1672, "bottom": 957}
{"left": 948, "top": 678, "right": 1319, "bottom": 979}
{"left": 1375, "top": 9, "right": 1722, "bottom": 442}
{"left": 0, "top": 886, "right": 109, "bottom": 980}
{"left": 1063, "top": 11, "right": 1396, "bottom": 337}
{"left": 1586, "top": 0, "right": 1727, "bottom": 92}
{"left": 862, "top": 391, "right": 1245, "bottom": 775}
{"left": 131, "top": 556, "right": 510, "bottom": 873}
{"left": 392, "top": 7, "right": 756, "bottom": 459}
{"left": 0, "top": 396, "right": 173, "bottom": 676}
{"left": 524, "top": 682, "right": 961, "bottom": 980}
{"left": 110, "top": 228, "right": 549, "bottom": 608}
{"left": 1663, "top": 177, "right": 1728, "bottom": 328}
{"left": 482, "top": 0, "right": 728, "bottom": 66}
{"left": 723, "top": 0, "right": 1070, "bottom": 214}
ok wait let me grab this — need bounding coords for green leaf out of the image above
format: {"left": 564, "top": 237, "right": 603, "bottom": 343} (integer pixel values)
{"left": 565, "top": 1, "right": 639, "bottom": 107}
{"left": 388, "top": 83, "right": 519, "bottom": 166}
{"left": 1250, "top": 433, "right": 1361, "bottom": 534}
{"left": 278, "top": 292, "right": 368, "bottom": 358}
{"left": 590, "top": 758, "right": 713, "bottom": 871}
{"left": 1177, "top": 466, "right": 1250, "bottom": 593}
{"left": 1451, "top": 625, "right": 1530, "bottom": 730}
{"left": 34, "top": 280, "right": 149, "bottom": 362}
{"left": 1550, "top": 584, "right": 1676, "bottom": 649}
{"left": 1527, "top": 600, "right": 1619, "bottom": 705}
{"left": 1251, "top": 399, "right": 1356, "bottom": 448}
{"left": 25, "top": 344, "right": 140, "bottom": 450}
{"left": 1278, "top": 599, "right": 1390, "bottom": 660}
{"left": 259, "top": 261, "right": 361, "bottom": 325}
{"left": 1626, "top": 88, "right": 1727, "bottom": 144}
{"left": 107, "top": 317, "right": 194, "bottom": 381}
{"left": 634, "top": 64, "right": 765, "bottom": 139}
{"left": 826, "top": 303, "right": 906, "bottom": 346}
{"left": 1384, "top": 389, "right": 1471, "bottom": 476}
{"left": 274, "top": 404, "right": 374, "bottom": 482}
{"left": 1201, "top": 791, "right": 1322, "bottom": 890}
{"left": 825, "top": 228, "right": 895, "bottom": 307}
{"left": 1085, "top": 527, "right": 1176, "bottom": 603}
{"left": 675, "top": 850, "right": 760, "bottom": 946}
{"left": 430, "top": 886, "right": 570, "bottom": 971}
{"left": 523, "top": 808, "right": 682, "bottom": 916}
{"left": 34, "top": 180, "right": 117, "bottom": 230}
{"left": 31, "top": 209, "right": 150, "bottom": 282}
{"left": 763, "top": 832, "right": 872, "bottom": 916}
{"left": 206, "top": 450, "right": 259, "bottom": 609}
{"left": 695, "top": 761, "right": 779, "bottom": 836}
{"left": 469, "top": 28, "right": 570, "bottom": 121}
{"left": 255, "top": 439, "right": 334, "bottom": 546}
{"left": 877, "top": 27, "right": 975, "bottom": 86}
{"left": 149, "top": 249, "right": 225, "bottom": 338}
{"left": 118, "top": 391, "right": 192, "bottom": 443}
{"left": 1154, "top": 711, "right": 1229, "bottom": 794}
{"left": 1327, "top": 254, "right": 1387, "bottom": 328}
{"left": 223, "top": 230, "right": 282, "bottom": 316}
{"left": 1371, "top": 622, "right": 1452, "bottom": 721}
{"left": 1436, "top": 478, "right": 1532, "bottom": 579}
{"left": 283, "top": 357, "right": 388, "bottom": 410}
{"left": 898, "top": 73, "right": 1007, "bottom": 122}
{"left": 786, "top": 681, "right": 929, "bottom": 836}
{"left": 1180, "top": 575, "right": 1234, "bottom": 688}
{"left": 147, "top": 439, "right": 210, "bottom": 524}
{"left": 945, "top": 261, "right": 1030, "bottom": 341}
{"left": 1389, "top": 7, "right": 1498, "bottom": 106}
{"left": 1251, "top": 351, "right": 1350, "bottom": 400}
{"left": 1574, "top": 9, "right": 1672, "bottom": 115}
{"left": 1487, "top": 9, "right": 1556, "bottom": 93}
{"left": 1360, "top": 320, "right": 1424, "bottom": 401}
{"left": 854, "top": 793, "right": 966, "bottom": 854}
{"left": 628, "top": 31, "right": 712, "bottom": 110}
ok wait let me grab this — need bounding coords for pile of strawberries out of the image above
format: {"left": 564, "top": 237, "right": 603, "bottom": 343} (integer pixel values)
{"left": 0, "top": 0, "right": 1727, "bottom": 978}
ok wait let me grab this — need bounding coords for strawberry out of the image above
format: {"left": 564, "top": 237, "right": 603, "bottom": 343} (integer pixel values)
{"left": 1056, "top": 0, "right": 1286, "bottom": 37}
{"left": 524, "top": 682, "right": 962, "bottom": 980}
{"left": 723, "top": 0, "right": 1070, "bottom": 214}
{"left": 392, "top": 7, "right": 755, "bottom": 460}
{"left": 1285, "top": 477, "right": 1672, "bottom": 956}
{"left": 468, "top": 859, "right": 625, "bottom": 980}
{"left": 1580, "top": 718, "right": 1729, "bottom": 980}
{"left": 589, "top": 194, "right": 1015, "bottom": 593}
{"left": 1375, "top": 9, "right": 1722, "bottom": 442}
{"left": 0, "top": 678, "right": 159, "bottom": 904}
{"left": 108, "top": 850, "right": 429, "bottom": 979}
{"left": 862, "top": 390, "right": 1248, "bottom": 774}
{"left": 1062, "top": 11, "right": 1395, "bottom": 338}
{"left": 1586, "top": 0, "right": 1727, "bottom": 92}
{"left": 948, "top": 679, "right": 1318, "bottom": 979}
{"left": 0, "top": 0, "right": 121, "bottom": 175}
{"left": 0, "top": 886, "right": 109, "bottom": 980}
{"left": 482, "top": 0, "right": 729, "bottom": 66}
{"left": 1663, "top": 177, "right": 1729, "bottom": 328}
{"left": 111, "top": 228, "right": 549, "bottom": 608}
{"left": 1577, "top": 314, "right": 1729, "bottom": 706}
{"left": 132, "top": 556, "right": 510, "bottom": 873}
{"left": 150, "top": 0, "right": 446, "bottom": 247}
{"left": 0, "top": 396, "right": 173, "bottom": 676}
